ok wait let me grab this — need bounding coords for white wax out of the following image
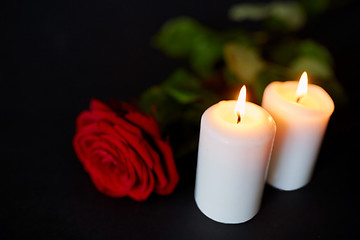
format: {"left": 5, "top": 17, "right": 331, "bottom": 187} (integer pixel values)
{"left": 262, "top": 81, "right": 334, "bottom": 191}
{"left": 194, "top": 101, "right": 276, "bottom": 224}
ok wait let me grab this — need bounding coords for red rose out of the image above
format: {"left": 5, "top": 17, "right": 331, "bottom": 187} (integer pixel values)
{"left": 73, "top": 99, "right": 179, "bottom": 201}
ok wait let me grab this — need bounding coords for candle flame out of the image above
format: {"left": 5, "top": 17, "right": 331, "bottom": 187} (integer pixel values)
{"left": 235, "top": 85, "right": 246, "bottom": 123}
{"left": 296, "top": 71, "right": 308, "bottom": 103}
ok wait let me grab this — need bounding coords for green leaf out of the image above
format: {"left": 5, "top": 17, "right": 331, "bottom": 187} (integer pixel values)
{"left": 163, "top": 69, "right": 202, "bottom": 104}
{"left": 224, "top": 43, "right": 264, "bottom": 84}
{"left": 229, "top": 2, "right": 306, "bottom": 31}
{"left": 228, "top": 3, "right": 269, "bottom": 21}
{"left": 137, "top": 86, "right": 181, "bottom": 129}
{"left": 189, "top": 34, "right": 223, "bottom": 77}
{"left": 138, "top": 86, "right": 164, "bottom": 115}
{"left": 289, "top": 56, "right": 334, "bottom": 79}
{"left": 270, "top": 39, "right": 333, "bottom": 67}
{"left": 298, "top": 40, "right": 333, "bottom": 65}
{"left": 153, "top": 17, "right": 223, "bottom": 77}
{"left": 299, "top": 0, "right": 330, "bottom": 16}
{"left": 219, "top": 29, "right": 254, "bottom": 46}
{"left": 267, "top": 2, "right": 306, "bottom": 31}
{"left": 152, "top": 17, "right": 209, "bottom": 58}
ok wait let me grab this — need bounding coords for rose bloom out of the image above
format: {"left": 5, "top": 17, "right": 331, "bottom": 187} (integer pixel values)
{"left": 73, "top": 99, "right": 179, "bottom": 201}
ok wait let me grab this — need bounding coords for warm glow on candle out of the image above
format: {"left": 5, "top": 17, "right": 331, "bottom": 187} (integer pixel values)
{"left": 235, "top": 85, "right": 246, "bottom": 123}
{"left": 296, "top": 71, "right": 308, "bottom": 103}
{"left": 261, "top": 72, "right": 335, "bottom": 191}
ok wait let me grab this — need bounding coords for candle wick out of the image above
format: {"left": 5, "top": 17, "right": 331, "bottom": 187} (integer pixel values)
{"left": 237, "top": 112, "right": 241, "bottom": 124}
{"left": 296, "top": 96, "right": 303, "bottom": 103}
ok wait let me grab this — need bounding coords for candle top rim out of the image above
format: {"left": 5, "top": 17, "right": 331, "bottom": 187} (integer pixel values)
{"left": 201, "top": 100, "right": 276, "bottom": 142}
{"left": 265, "top": 81, "right": 335, "bottom": 118}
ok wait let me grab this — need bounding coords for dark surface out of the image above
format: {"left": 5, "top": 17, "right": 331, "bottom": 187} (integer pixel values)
{"left": 2, "top": 0, "right": 360, "bottom": 239}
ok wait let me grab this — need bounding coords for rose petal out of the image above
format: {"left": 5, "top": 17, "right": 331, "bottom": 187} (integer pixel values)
{"left": 90, "top": 99, "right": 112, "bottom": 112}
{"left": 73, "top": 99, "right": 179, "bottom": 200}
{"left": 87, "top": 147, "right": 138, "bottom": 197}
{"left": 153, "top": 138, "right": 179, "bottom": 195}
{"left": 74, "top": 121, "right": 140, "bottom": 197}
{"left": 124, "top": 112, "right": 161, "bottom": 138}
{"left": 86, "top": 152, "right": 132, "bottom": 197}
{"left": 143, "top": 142, "right": 168, "bottom": 190}
{"left": 76, "top": 111, "right": 98, "bottom": 130}
{"left": 77, "top": 101, "right": 142, "bottom": 139}
{"left": 113, "top": 125, "right": 154, "bottom": 169}
{"left": 127, "top": 150, "right": 155, "bottom": 201}
{"left": 92, "top": 110, "right": 142, "bottom": 136}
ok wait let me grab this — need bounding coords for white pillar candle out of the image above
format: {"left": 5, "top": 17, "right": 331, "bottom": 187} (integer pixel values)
{"left": 261, "top": 72, "right": 335, "bottom": 191}
{"left": 194, "top": 86, "right": 276, "bottom": 224}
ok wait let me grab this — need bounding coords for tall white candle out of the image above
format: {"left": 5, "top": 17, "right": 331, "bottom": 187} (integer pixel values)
{"left": 262, "top": 72, "right": 335, "bottom": 191}
{"left": 194, "top": 86, "right": 276, "bottom": 224}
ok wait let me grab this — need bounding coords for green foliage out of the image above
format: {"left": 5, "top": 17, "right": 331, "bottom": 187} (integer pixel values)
{"left": 228, "top": 3, "right": 269, "bottom": 21}
{"left": 153, "top": 17, "right": 204, "bottom": 58}
{"left": 138, "top": 69, "right": 220, "bottom": 132}
{"left": 140, "top": 1, "right": 346, "bottom": 157}
{"left": 138, "top": 69, "right": 221, "bottom": 157}
{"left": 163, "top": 69, "right": 202, "bottom": 104}
{"left": 267, "top": 1, "right": 306, "bottom": 31}
{"left": 299, "top": 0, "right": 330, "bottom": 16}
{"left": 297, "top": 40, "right": 333, "bottom": 65}
{"left": 224, "top": 43, "right": 264, "bottom": 84}
{"left": 229, "top": 1, "right": 306, "bottom": 31}
{"left": 290, "top": 56, "right": 333, "bottom": 79}
{"left": 153, "top": 17, "right": 223, "bottom": 77}
{"left": 138, "top": 86, "right": 180, "bottom": 129}
{"left": 189, "top": 35, "right": 223, "bottom": 77}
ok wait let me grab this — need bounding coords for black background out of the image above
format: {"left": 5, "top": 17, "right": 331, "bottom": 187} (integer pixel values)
{"left": 2, "top": 0, "right": 360, "bottom": 239}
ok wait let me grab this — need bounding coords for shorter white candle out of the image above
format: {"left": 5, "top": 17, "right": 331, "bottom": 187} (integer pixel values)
{"left": 195, "top": 86, "right": 276, "bottom": 224}
{"left": 262, "top": 72, "right": 335, "bottom": 191}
